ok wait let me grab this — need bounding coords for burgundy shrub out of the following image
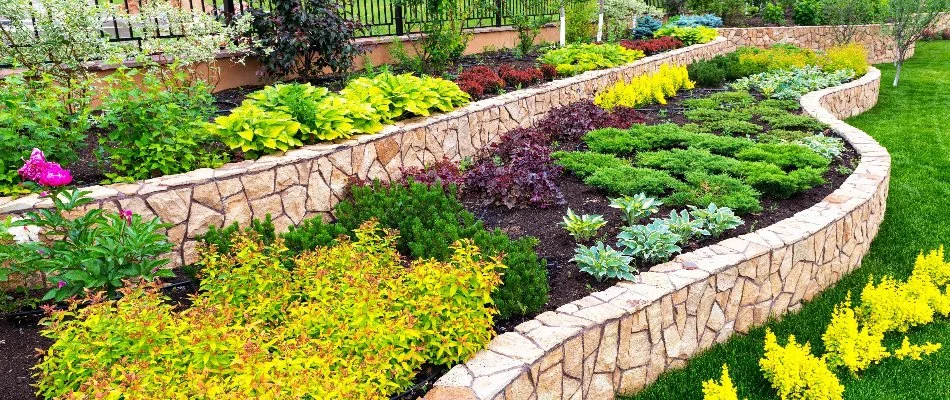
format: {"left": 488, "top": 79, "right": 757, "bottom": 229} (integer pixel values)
{"left": 400, "top": 157, "right": 466, "bottom": 188}
{"left": 498, "top": 64, "right": 544, "bottom": 87}
{"left": 535, "top": 101, "right": 610, "bottom": 142}
{"left": 456, "top": 66, "right": 505, "bottom": 97}
{"left": 619, "top": 37, "right": 684, "bottom": 55}
{"left": 943, "top": 28, "right": 950, "bottom": 40}
{"left": 599, "top": 106, "right": 648, "bottom": 130}
{"left": 540, "top": 64, "right": 558, "bottom": 80}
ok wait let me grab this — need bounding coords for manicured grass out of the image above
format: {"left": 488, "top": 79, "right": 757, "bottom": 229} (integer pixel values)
{"left": 624, "top": 40, "right": 950, "bottom": 400}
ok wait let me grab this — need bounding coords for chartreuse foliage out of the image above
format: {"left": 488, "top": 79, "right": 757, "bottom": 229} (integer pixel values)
{"left": 653, "top": 26, "right": 718, "bottom": 45}
{"left": 595, "top": 64, "right": 694, "bottom": 111}
{"left": 210, "top": 73, "right": 468, "bottom": 157}
{"left": 197, "top": 181, "right": 547, "bottom": 320}
{"left": 36, "top": 222, "right": 503, "bottom": 399}
{"left": 702, "top": 365, "right": 740, "bottom": 400}
{"left": 540, "top": 43, "right": 645, "bottom": 76}
{"left": 760, "top": 330, "right": 846, "bottom": 400}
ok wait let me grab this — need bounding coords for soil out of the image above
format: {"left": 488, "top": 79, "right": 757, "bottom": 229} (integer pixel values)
{"left": 2, "top": 84, "right": 857, "bottom": 399}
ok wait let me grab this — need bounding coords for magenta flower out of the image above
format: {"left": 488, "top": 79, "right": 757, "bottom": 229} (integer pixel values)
{"left": 120, "top": 209, "right": 134, "bottom": 225}
{"left": 36, "top": 162, "right": 72, "bottom": 187}
{"left": 17, "top": 148, "right": 47, "bottom": 182}
{"left": 57, "top": 281, "right": 66, "bottom": 289}
{"left": 17, "top": 148, "right": 72, "bottom": 187}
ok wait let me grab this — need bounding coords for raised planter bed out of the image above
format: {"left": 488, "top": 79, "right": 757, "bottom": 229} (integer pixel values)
{"left": 421, "top": 67, "right": 887, "bottom": 400}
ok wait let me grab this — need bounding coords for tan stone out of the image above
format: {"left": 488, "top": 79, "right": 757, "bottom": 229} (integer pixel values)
{"left": 249, "top": 194, "right": 283, "bottom": 220}
{"left": 426, "top": 387, "right": 479, "bottom": 400}
{"left": 241, "top": 170, "right": 276, "bottom": 200}
{"left": 281, "top": 186, "right": 308, "bottom": 224}
{"left": 563, "top": 335, "right": 583, "bottom": 379}
{"left": 594, "top": 320, "right": 619, "bottom": 373}
{"left": 274, "top": 165, "right": 300, "bottom": 191}
{"left": 223, "top": 193, "right": 252, "bottom": 227}
{"left": 505, "top": 372, "right": 534, "bottom": 400}
{"left": 216, "top": 178, "right": 244, "bottom": 199}
{"left": 535, "top": 364, "right": 562, "bottom": 400}
{"left": 146, "top": 188, "right": 191, "bottom": 225}
{"left": 187, "top": 203, "right": 223, "bottom": 238}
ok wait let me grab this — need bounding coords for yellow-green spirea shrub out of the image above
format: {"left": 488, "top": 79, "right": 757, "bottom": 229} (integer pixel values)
{"left": 594, "top": 64, "right": 694, "bottom": 111}
{"left": 893, "top": 337, "right": 942, "bottom": 361}
{"left": 821, "top": 295, "right": 889, "bottom": 375}
{"left": 702, "top": 364, "right": 741, "bottom": 400}
{"left": 35, "top": 221, "right": 503, "bottom": 399}
{"left": 760, "top": 330, "right": 845, "bottom": 400}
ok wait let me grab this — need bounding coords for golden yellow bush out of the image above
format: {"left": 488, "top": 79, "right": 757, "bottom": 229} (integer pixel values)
{"left": 819, "top": 44, "right": 869, "bottom": 77}
{"left": 594, "top": 64, "right": 694, "bottom": 111}
{"left": 36, "top": 221, "right": 504, "bottom": 400}
{"left": 821, "top": 296, "right": 889, "bottom": 375}
{"left": 702, "top": 364, "right": 741, "bottom": 400}
{"left": 893, "top": 337, "right": 942, "bottom": 361}
{"left": 760, "top": 330, "right": 845, "bottom": 400}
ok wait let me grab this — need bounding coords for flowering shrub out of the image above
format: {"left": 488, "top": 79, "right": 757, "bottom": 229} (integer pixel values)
{"left": 595, "top": 64, "right": 695, "bottom": 110}
{"left": 732, "top": 66, "right": 856, "bottom": 100}
{"left": 456, "top": 66, "right": 505, "bottom": 97}
{"left": 702, "top": 364, "right": 740, "bottom": 400}
{"left": 498, "top": 64, "right": 545, "bottom": 87}
{"left": 35, "top": 221, "right": 503, "bottom": 399}
{"left": 760, "top": 330, "right": 845, "bottom": 400}
{"left": 0, "top": 150, "right": 173, "bottom": 301}
{"left": 540, "top": 43, "right": 644, "bottom": 76}
{"left": 653, "top": 26, "right": 718, "bottom": 45}
{"left": 620, "top": 37, "right": 685, "bottom": 55}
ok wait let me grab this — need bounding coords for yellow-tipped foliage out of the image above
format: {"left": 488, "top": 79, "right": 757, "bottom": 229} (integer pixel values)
{"left": 893, "top": 337, "right": 942, "bottom": 361}
{"left": 702, "top": 364, "right": 741, "bottom": 400}
{"left": 594, "top": 64, "right": 694, "bottom": 111}
{"left": 821, "top": 295, "right": 889, "bottom": 375}
{"left": 760, "top": 330, "right": 845, "bottom": 400}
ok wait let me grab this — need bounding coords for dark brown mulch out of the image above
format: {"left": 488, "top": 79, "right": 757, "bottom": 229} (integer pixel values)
{"left": 0, "top": 314, "right": 48, "bottom": 400}
{"left": 474, "top": 88, "right": 857, "bottom": 332}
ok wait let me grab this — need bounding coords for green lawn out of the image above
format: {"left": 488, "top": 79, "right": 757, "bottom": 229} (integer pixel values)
{"left": 624, "top": 40, "right": 950, "bottom": 400}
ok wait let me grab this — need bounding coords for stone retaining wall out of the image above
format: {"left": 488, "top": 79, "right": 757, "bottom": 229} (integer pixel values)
{"left": 422, "top": 68, "right": 889, "bottom": 400}
{"left": 719, "top": 24, "right": 907, "bottom": 64}
{"left": 0, "top": 38, "right": 735, "bottom": 268}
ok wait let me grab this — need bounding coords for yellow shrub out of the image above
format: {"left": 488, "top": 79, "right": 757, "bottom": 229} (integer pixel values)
{"left": 36, "top": 221, "right": 504, "bottom": 400}
{"left": 859, "top": 275, "right": 937, "bottom": 335}
{"left": 819, "top": 44, "right": 869, "bottom": 77}
{"left": 595, "top": 64, "right": 695, "bottom": 111}
{"left": 760, "top": 330, "right": 845, "bottom": 400}
{"left": 893, "top": 337, "right": 942, "bottom": 361}
{"left": 737, "top": 45, "right": 819, "bottom": 73}
{"left": 821, "top": 296, "right": 889, "bottom": 375}
{"left": 702, "top": 364, "right": 741, "bottom": 400}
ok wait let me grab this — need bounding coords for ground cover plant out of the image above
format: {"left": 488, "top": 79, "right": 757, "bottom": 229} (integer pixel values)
{"left": 688, "top": 44, "right": 869, "bottom": 88}
{"left": 539, "top": 43, "right": 645, "bottom": 76}
{"left": 623, "top": 40, "right": 950, "bottom": 400}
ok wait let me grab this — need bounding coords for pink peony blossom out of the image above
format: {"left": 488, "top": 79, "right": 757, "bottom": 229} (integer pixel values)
{"left": 36, "top": 162, "right": 72, "bottom": 187}
{"left": 17, "top": 148, "right": 47, "bottom": 182}
{"left": 120, "top": 209, "right": 134, "bottom": 225}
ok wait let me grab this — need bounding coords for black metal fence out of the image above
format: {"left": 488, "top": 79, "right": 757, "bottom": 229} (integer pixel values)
{"left": 85, "top": 0, "right": 562, "bottom": 42}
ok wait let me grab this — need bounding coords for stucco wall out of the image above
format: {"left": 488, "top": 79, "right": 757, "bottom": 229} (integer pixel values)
{"left": 422, "top": 67, "right": 888, "bottom": 400}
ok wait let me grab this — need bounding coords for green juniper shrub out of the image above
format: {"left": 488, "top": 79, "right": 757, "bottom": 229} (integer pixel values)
{"left": 683, "top": 108, "right": 753, "bottom": 123}
{"left": 584, "top": 166, "right": 682, "bottom": 197}
{"left": 681, "top": 97, "right": 720, "bottom": 110}
{"left": 700, "top": 118, "right": 764, "bottom": 136}
{"left": 197, "top": 215, "right": 278, "bottom": 256}
{"left": 706, "top": 91, "right": 757, "bottom": 109}
{"left": 282, "top": 217, "right": 350, "bottom": 254}
{"left": 749, "top": 105, "right": 794, "bottom": 119}
{"left": 663, "top": 172, "right": 763, "bottom": 214}
{"left": 685, "top": 61, "right": 726, "bottom": 87}
{"left": 758, "top": 129, "right": 814, "bottom": 143}
{"left": 737, "top": 163, "right": 827, "bottom": 198}
{"left": 736, "top": 142, "right": 830, "bottom": 170}
{"left": 760, "top": 112, "right": 830, "bottom": 131}
{"left": 334, "top": 181, "right": 548, "bottom": 319}
{"left": 684, "top": 134, "right": 755, "bottom": 156}
{"left": 552, "top": 151, "right": 631, "bottom": 178}
{"left": 637, "top": 148, "right": 742, "bottom": 176}
{"left": 759, "top": 98, "right": 802, "bottom": 111}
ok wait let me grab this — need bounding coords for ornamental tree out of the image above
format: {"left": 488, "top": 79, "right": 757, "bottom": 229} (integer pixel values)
{"left": 882, "top": 0, "right": 949, "bottom": 86}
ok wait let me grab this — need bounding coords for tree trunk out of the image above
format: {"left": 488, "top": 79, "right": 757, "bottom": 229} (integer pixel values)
{"left": 559, "top": 6, "right": 566, "bottom": 46}
{"left": 893, "top": 61, "right": 903, "bottom": 86}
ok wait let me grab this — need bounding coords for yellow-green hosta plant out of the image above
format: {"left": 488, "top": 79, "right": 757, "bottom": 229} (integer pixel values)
{"left": 246, "top": 82, "right": 384, "bottom": 142}
{"left": 653, "top": 25, "right": 718, "bottom": 45}
{"left": 36, "top": 221, "right": 503, "bottom": 399}
{"left": 342, "top": 73, "right": 470, "bottom": 123}
{"left": 207, "top": 103, "right": 302, "bottom": 156}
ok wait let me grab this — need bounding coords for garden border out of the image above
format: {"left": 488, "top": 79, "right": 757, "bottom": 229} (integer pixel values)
{"left": 0, "top": 38, "right": 734, "bottom": 268}
{"left": 422, "top": 67, "right": 888, "bottom": 400}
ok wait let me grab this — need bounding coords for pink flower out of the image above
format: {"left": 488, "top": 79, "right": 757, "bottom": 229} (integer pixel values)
{"left": 120, "top": 209, "right": 134, "bottom": 225}
{"left": 39, "top": 191, "right": 50, "bottom": 198}
{"left": 17, "top": 148, "right": 72, "bottom": 187}
{"left": 36, "top": 162, "right": 72, "bottom": 187}
{"left": 17, "top": 148, "right": 47, "bottom": 182}
{"left": 57, "top": 281, "right": 66, "bottom": 289}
